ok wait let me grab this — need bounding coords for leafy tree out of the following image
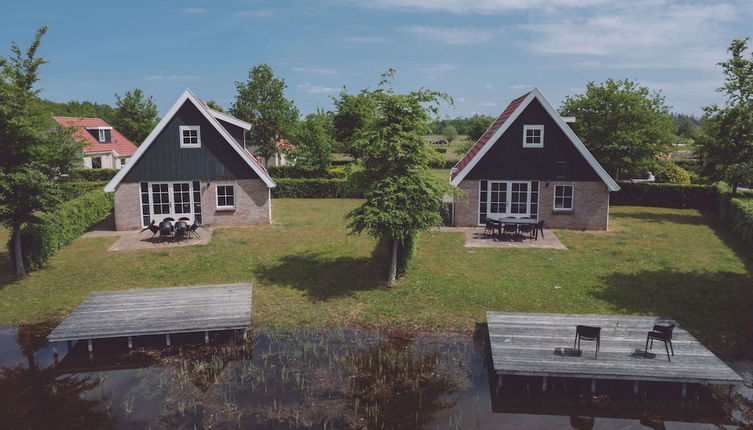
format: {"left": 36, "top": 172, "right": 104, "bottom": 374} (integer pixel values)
{"left": 230, "top": 64, "right": 299, "bottom": 166}
{"left": 440, "top": 124, "right": 458, "bottom": 142}
{"left": 205, "top": 100, "right": 226, "bottom": 113}
{"left": 346, "top": 70, "right": 455, "bottom": 282}
{"left": 697, "top": 38, "right": 753, "bottom": 173}
{"left": 559, "top": 79, "right": 676, "bottom": 179}
{"left": 654, "top": 162, "right": 691, "bottom": 184}
{"left": 467, "top": 115, "right": 493, "bottom": 142}
{"left": 292, "top": 109, "right": 335, "bottom": 171}
{"left": 0, "top": 27, "right": 82, "bottom": 276}
{"left": 332, "top": 90, "right": 376, "bottom": 159}
{"left": 41, "top": 99, "right": 116, "bottom": 124}
{"left": 112, "top": 88, "right": 159, "bottom": 144}
{"left": 723, "top": 161, "right": 753, "bottom": 193}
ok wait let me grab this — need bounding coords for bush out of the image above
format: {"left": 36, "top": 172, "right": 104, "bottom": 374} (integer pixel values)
{"left": 654, "top": 162, "right": 691, "bottom": 184}
{"left": 725, "top": 197, "right": 753, "bottom": 249}
{"left": 428, "top": 159, "right": 458, "bottom": 169}
{"left": 434, "top": 147, "right": 447, "bottom": 154}
{"left": 57, "top": 180, "right": 108, "bottom": 200}
{"left": 267, "top": 165, "right": 350, "bottom": 179}
{"left": 68, "top": 168, "right": 118, "bottom": 181}
{"left": 13, "top": 189, "right": 114, "bottom": 271}
{"left": 610, "top": 182, "right": 717, "bottom": 210}
{"left": 271, "top": 178, "right": 362, "bottom": 198}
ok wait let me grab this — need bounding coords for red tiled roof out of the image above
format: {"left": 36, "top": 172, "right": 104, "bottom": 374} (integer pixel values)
{"left": 52, "top": 117, "right": 138, "bottom": 157}
{"left": 451, "top": 91, "right": 530, "bottom": 180}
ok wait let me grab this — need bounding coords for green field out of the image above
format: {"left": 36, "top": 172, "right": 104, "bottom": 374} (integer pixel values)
{"left": 1, "top": 200, "right": 751, "bottom": 356}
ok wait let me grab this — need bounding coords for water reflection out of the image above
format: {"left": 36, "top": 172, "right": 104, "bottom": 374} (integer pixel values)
{"left": 0, "top": 324, "right": 748, "bottom": 429}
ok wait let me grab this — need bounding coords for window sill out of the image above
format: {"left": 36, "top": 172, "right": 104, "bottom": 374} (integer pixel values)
{"left": 215, "top": 206, "right": 236, "bottom": 211}
{"left": 180, "top": 144, "right": 201, "bottom": 149}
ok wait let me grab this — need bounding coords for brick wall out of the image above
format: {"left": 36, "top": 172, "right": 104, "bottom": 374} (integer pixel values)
{"left": 538, "top": 181, "right": 609, "bottom": 230}
{"left": 112, "top": 179, "right": 271, "bottom": 230}
{"left": 453, "top": 179, "right": 610, "bottom": 230}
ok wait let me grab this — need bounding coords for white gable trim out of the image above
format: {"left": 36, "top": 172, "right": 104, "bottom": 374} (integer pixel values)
{"left": 105, "top": 89, "right": 275, "bottom": 192}
{"left": 450, "top": 88, "right": 620, "bottom": 192}
{"left": 209, "top": 108, "right": 252, "bottom": 130}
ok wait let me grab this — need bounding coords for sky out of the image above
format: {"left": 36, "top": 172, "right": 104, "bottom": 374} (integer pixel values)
{"left": 1, "top": 0, "right": 750, "bottom": 118}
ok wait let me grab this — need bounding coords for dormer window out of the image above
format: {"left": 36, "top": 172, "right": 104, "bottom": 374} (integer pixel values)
{"left": 523, "top": 125, "right": 544, "bottom": 148}
{"left": 180, "top": 125, "right": 201, "bottom": 148}
{"left": 98, "top": 129, "right": 107, "bottom": 142}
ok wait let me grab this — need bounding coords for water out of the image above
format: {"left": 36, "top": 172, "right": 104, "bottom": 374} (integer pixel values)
{"left": 0, "top": 323, "right": 749, "bottom": 429}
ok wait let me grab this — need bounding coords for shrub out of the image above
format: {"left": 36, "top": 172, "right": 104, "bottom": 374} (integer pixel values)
{"left": 654, "top": 162, "right": 691, "bottom": 184}
{"left": 610, "top": 182, "right": 717, "bottom": 210}
{"left": 434, "top": 147, "right": 447, "bottom": 154}
{"left": 428, "top": 159, "right": 458, "bottom": 169}
{"left": 68, "top": 168, "right": 118, "bottom": 181}
{"left": 271, "top": 178, "right": 346, "bottom": 198}
{"left": 267, "top": 165, "right": 351, "bottom": 179}
{"left": 13, "top": 189, "right": 114, "bottom": 271}
{"left": 57, "top": 180, "right": 108, "bottom": 200}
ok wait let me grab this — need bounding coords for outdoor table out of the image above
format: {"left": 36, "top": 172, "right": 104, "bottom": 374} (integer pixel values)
{"left": 491, "top": 218, "right": 539, "bottom": 238}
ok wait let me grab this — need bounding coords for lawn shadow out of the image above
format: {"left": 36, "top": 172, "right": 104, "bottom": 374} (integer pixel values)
{"left": 610, "top": 210, "right": 707, "bottom": 226}
{"left": 252, "top": 239, "right": 390, "bottom": 301}
{"left": 592, "top": 269, "right": 753, "bottom": 357}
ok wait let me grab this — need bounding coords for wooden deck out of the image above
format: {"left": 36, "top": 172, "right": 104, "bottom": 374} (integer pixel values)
{"left": 487, "top": 312, "right": 742, "bottom": 386}
{"left": 48, "top": 284, "right": 252, "bottom": 345}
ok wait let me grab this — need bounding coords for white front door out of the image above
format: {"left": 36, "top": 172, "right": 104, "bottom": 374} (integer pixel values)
{"left": 481, "top": 180, "right": 539, "bottom": 223}
{"left": 149, "top": 182, "right": 194, "bottom": 220}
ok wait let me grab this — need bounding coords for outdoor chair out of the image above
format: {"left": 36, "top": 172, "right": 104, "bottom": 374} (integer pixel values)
{"left": 174, "top": 221, "right": 189, "bottom": 240}
{"left": 574, "top": 325, "right": 601, "bottom": 359}
{"left": 158, "top": 221, "right": 174, "bottom": 243}
{"left": 534, "top": 221, "right": 545, "bottom": 240}
{"left": 518, "top": 223, "right": 534, "bottom": 239}
{"left": 502, "top": 223, "right": 518, "bottom": 238}
{"left": 163, "top": 217, "right": 175, "bottom": 222}
{"left": 178, "top": 217, "right": 190, "bottom": 222}
{"left": 140, "top": 220, "right": 159, "bottom": 238}
{"left": 189, "top": 221, "right": 209, "bottom": 239}
{"left": 484, "top": 219, "right": 498, "bottom": 237}
{"left": 645, "top": 324, "right": 675, "bottom": 361}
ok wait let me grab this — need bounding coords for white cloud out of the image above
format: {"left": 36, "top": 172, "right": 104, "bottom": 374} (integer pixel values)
{"left": 524, "top": 1, "right": 743, "bottom": 70}
{"left": 144, "top": 75, "right": 199, "bottom": 81}
{"left": 508, "top": 84, "right": 532, "bottom": 90}
{"left": 400, "top": 25, "right": 495, "bottom": 45}
{"left": 422, "top": 63, "right": 457, "bottom": 72}
{"left": 484, "top": 83, "right": 494, "bottom": 89}
{"left": 343, "top": 36, "right": 388, "bottom": 43}
{"left": 181, "top": 8, "right": 208, "bottom": 14}
{"left": 234, "top": 9, "right": 274, "bottom": 18}
{"left": 298, "top": 83, "right": 339, "bottom": 94}
{"left": 477, "top": 101, "right": 497, "bottom": 107}
{"left": 345, "top": 0, "right": 605, "bottom": 14}
{"left": 291, "top": 67, "right": 340, "bottom": 75}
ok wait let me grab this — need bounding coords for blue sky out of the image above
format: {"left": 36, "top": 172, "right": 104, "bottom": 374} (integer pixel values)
{"left": 1, "top": 0, "right": 750, "bottom": 118}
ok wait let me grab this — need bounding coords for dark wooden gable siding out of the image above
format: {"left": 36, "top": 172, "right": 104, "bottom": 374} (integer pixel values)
{"left": 465, "top": 99, "right": 601, "bottom": 181}
{"left": 123, "top": 101, "right": 259, "bottom": 182}
{"left": 217, "top": 119, "right": 245, "bottom": 146}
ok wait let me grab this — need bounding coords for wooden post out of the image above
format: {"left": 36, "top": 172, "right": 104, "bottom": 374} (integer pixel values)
{"left": 165, "top": 334, "right": 171, "bottom": 346}
{"left": 204, "top": 331, "right": 209, "bottom": 344}
{"left": 128, "top": 336, "right": 133, "bottom": 350}
{"left": 591, "top": 379, "right": 596, "bottom": 394}
{"left": 87, "top": 339, "right": 93, "bottom": 353}
{"left": 633, "top": 381, "right": 639, "bottom": 396}
{"left": 681, "top": 383, "right": 687, "bottom": 398}
{"left": 542, "top": 376, "right": 547, "bottom": 392}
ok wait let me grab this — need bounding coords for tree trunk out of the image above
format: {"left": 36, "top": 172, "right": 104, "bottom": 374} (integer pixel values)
{"left": 12, "top": 227, "right": 26, "bottom": 277}
{"left": 388, "top": 238, "right": 397, "bottom": 284}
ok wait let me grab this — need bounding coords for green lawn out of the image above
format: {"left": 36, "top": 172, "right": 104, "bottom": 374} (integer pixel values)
{"left": 1, "top": 200, "right": 751, "bottom": 356}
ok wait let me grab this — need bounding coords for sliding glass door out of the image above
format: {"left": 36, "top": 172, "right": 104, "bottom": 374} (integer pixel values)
{"left": 479, "top": 180, "right": 539, "bottom": 224}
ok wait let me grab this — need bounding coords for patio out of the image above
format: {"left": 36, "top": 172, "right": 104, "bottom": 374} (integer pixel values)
{"left": 106, "top": 227, "right": 213, "bottom": 251}
{"left": 438, "top": 226, "right": 567, "bottom": 249}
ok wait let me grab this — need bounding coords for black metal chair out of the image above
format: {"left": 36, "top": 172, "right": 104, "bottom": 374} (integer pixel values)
{"left": 140, "top": 220, "right": 159, "bottom": 239}
{"left": 163, "top": 217, "right": 175, "bottom": 222}
{"left": 645, "top": 324, "right": 675, "bottom": 361}
{"left": 534, "top": 220, "right": 545, "bottom": 240}
{"left": 178, "top": 217, "right": 190, "bottom": 222}
{"left": 518, "top": 223, "right": 534, "bottom": 239}
{"left": 174, "top": 221, "right": 189, "bottom": 240}
{"left": 574, "top": 325, "right": 601, "bottom": 358}
{"left": 158, "top": 221, "right": 174, "bottom": 243}
{"left": 502, "top": 223, "right": 518, "bottom": 238}
{"left": 484, "top": 219, "right": 500, "bottom": 238}
{"left": 189, "top": 221, "right": 209, "bottom": 239}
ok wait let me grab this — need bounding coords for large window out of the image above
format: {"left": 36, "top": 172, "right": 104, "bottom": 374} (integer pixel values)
{"left": 523, "top": 125, "right": 544, "bottom": 148}
{"left": 151, "top": 183, "right": 170, "bottom": 215}
{"left": 479, "top": 180, "right": 539, "bottom": 224}
{"left": 173, "top": 182, "right": 192, "bottom": 215}
{"left": 216, "top": 184, "right": 235, "bottom": 209}
{"left": 553, "top": 185, "right": 574, "bottom": 211}
{"left": 179, "top": 125, "right": 201, "bottom": 148}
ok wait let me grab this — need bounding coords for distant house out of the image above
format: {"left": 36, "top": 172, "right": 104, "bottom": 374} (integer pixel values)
{"left": 53, "top": 117, "right": 137, "bottom": 169}
{"left": 246, "top": 138, "right": 294, "bottom": 167}
{"left": 104, "top": 90, "right": 276, "bottom": 230}
{"left": 450, "top": 88, "right": 620, "bottom": 230}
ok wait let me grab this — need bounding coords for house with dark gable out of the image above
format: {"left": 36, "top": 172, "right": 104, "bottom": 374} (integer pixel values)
{"left": 450, "top": 88, "right": 620, "bottom": 230}
{"left": 104, "top": 89, "right": 276, "bottom": 230}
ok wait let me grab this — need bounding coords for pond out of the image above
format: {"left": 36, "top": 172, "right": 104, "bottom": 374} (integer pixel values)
{"left": 1, "top": 324, "right": 751, "bottom": 429}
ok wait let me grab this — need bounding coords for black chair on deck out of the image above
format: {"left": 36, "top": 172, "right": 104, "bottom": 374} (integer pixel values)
{"left": 174, "top": 221, "right": 189, "bottom": 240}
{"left": 534, "top": 221, "right": 545, "bottom": 240}
{"left": 158, "top": 221, "right": 174, "bottom": 243}
{"left": 574, "top": 325, "right": 601, "bottom": 358}
{"left": 518, "top": 223, "right": 534, "bottom": 239}
{"left": 502, "top": 223, "right": 518, "bottom": 238}
{"left": 484, "top": 219, "right": 498, "bottom": 237}
{"left": 178, "top": 216, "right": 190, "bottom": 222}
{"left": 645, "top": 324, "right": 675, "bottom": 361}
{"left": 163, "top": 217, "right": 175, "bottom": 222}
{"left": 189, "top": 221, "right": 209, "bottom": 239}
{"left": 140, "top": 220, "right": 159, "bottom": 239}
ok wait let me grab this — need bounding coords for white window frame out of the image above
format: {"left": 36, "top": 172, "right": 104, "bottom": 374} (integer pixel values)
{"left": 120, "top": 157, "right": 127, "bottom": 168}
{"left": 523, "top": 125, "right": 544, "bottom": 148}
{"left": 98, "top": 129, "right": 107, "bottom": 142}
{"left": 553, "top": 184, "right": 575, "bottom": 212}
{"left": 179, "top": 125, "right": 201, "bottom": 148}
{"left": 216, "top": 184, "right": 236, "bottom": 210}
{"left": 479, "top": 180, "right": 536, "bottom": 223}
{"left": 147, "top": 181, "right": 195, "bottom": 221}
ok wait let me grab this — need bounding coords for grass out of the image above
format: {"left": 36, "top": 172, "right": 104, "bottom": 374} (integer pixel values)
{"left": 425, "top": 134, "right": 469, "bottom": 162}
{"left": 1, "top": 200, "right": 752, "bottom": 356}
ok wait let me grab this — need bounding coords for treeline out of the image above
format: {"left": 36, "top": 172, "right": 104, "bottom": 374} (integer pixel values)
{"left": 40, "top": 99, "right": 117, "bottom": 125}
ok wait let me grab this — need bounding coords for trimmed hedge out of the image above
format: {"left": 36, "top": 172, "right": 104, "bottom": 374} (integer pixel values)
{"left": 14, "top": 189, "right": 114, "bottom": 271}
{"left": 271, "top": 178, "right": 355, "bottom": 198}
{"left": 69, "top": 168, "right": 118, "bottom": 181}
{"left": 57, "top": 180, "right": 108, "bottom": 200}
{"left": 267, "top": 165, "right": 348, "bottom": 179}
{"left": 726, "top": 197, "right": 753, "bottom": 248}
{"left": 610, "top": 182, "right": 718, "bottom": 211}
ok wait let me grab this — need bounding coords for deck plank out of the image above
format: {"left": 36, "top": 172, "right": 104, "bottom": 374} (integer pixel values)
{"left": 48, "top": 284, "right": 252, "bottom": 341}
{"left": 486, "top": 311, "right": 742, "bottom": 385}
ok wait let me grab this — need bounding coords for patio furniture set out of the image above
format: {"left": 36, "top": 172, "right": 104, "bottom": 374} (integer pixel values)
{"left": 140, "top": 217, "right": 207, "bottom": 243}
{"left": 484, "top": 218, "right": 545, "bottom": 241}
{"left": 575, "top": 323, "right": 675, "bottom": 361}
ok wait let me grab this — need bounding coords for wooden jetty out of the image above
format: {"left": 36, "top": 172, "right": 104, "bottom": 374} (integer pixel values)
{"left": 486, "top": 312, "right": 742, "bottom": 394}
{"left": 48, "top": 283, "right": 252, "bottom": 355}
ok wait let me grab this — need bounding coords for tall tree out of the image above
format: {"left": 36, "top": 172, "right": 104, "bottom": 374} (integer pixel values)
{"left": 696, "top": 38, "right": 753, "bottom": 177}
{"left": 292, "top": 109, "right": 335, "bottom": 171}
{"left": 205, "top": 100, "right": 226, "bottom": 113}
{"left": 41, "top": 99, "right": 117, "bottom": 124}
{"left": 112, "top": 88, "right": 159, "bottom": 144}
{"left": 332, "top": 90, "right": 376, "bottom": 159}
{"left": 0, "top": 27, "right": 82, "bottom": 276}
{"left": 467, "top": 115, "right": 494, "bottom": 142}
{"left": 559, "top": 79, "right": 676, "bottom": 179}
{"left": 346, "top": 70, "right": 454, "bottom": 283}
{"left": 230, "top": 64, "right": 299, "bottom": 165}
